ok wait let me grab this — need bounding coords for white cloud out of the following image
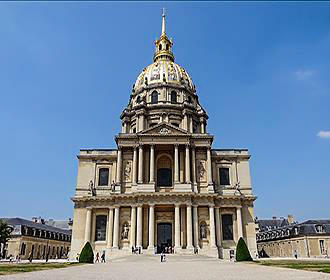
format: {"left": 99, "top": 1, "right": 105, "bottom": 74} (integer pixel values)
{"left": 294, "top": 69, "right": 315, "bottom": 81}
{"left": 317, "top": 131, "right": 330, "bottom": 139}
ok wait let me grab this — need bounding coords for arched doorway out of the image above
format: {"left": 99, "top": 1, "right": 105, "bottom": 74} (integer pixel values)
{"left": 156, "top": 154, "right": 173, "bottom": 187}
{"left": 157, "top": 223, "right": 172, "bottom": 253}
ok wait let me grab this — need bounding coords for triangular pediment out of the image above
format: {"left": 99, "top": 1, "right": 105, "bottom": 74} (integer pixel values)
{"left": 139, "top": 122, "right": 189, "bottom": 135}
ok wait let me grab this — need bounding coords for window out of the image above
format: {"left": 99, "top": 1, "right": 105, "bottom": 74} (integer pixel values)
{"left": 320, "top": 240, "right": 326, "bottom": 254}
{"left": 136, "top": 96, "right": 141, "bottom": 103}
{"left": 151, "top": 91, "right": 158, "bottom": 104}
{"left": 133, "top": 127, "right": 136, "bottom": 133}
{"left": 222, "top": 214, "right": 233, "bottom": 240}
{"left": 159, "top": 45, "right": 162, "bottom": 51}
{"left": 219, "top": 168, "right": 230, "bottom": 185}
{"left": 20, "top": 243, "right": 26, "bottom": 255}
{"left": 166, "top": 44, "right": 169, "bottom": 50}
{"left": 316, "top": 225, "right": 325, "bottom": 233}
{"left": 98, "top": 168, "right": 109, "bottom": 186}
{"left": 95, "top": 215, "right": 107, "bottom": 241}
{"left": 171, "top": 91, "right": 177, "bottom": 103}
{"left": 187, "top": 96, "right": 192, "bottom": 103}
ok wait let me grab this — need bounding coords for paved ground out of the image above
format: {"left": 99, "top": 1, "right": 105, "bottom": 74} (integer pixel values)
{"left": 1, "top": 255, "right": 330, "bottom": 280}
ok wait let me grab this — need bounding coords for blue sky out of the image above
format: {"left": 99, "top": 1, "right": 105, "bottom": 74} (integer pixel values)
{"left": 0, "top": 2, "right": 329, "bottom": 222}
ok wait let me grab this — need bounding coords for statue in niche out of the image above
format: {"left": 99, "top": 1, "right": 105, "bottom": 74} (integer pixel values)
{"left": 200, "top": 222, "right": 207, "bottom": 239}
{"left": 197, "top": 161, "right": 206, "bottom": 180}
{"left": 89, "top": 180, "right": 96, "bottom": 196}
{"left": 121, "top": 223, "right": 129, "bottom": 240}
{"left": 124, "top": 161, "right": 132, "bottom": 181}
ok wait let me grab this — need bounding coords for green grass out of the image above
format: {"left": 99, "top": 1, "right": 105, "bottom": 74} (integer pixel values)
{"left": 0, "top": 262, "right": 83, "bottom": 276}
{"left": 256, "top": 260, "right": 330, "bottom": 274}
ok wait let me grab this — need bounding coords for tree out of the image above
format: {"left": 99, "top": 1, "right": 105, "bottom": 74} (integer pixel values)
{"left": 235, "top": 237, "right": 253, "bottom": 262}
{"left": 0, "top": 220, "right": 12, "bottom": 258}
{"left": 78, "top": 242, "right": 94, "bottom": 263}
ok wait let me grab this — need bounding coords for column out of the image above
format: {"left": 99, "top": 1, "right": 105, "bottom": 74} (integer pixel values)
{"left": 148, "top": 204, "right": 155, "bottom": 250}
{"left": 207, "top": 147, "right": 213, "bottom": 185}
{"left": 149, "top": 145, "right": 155, "bottom": 183}
{"left": 113, "top": 207, "right": 120, "bottom": 249}
{"left": 236, "top": 206, "right": 243, "bottom": 239}
{"left": 138, "top": 145, "right": 143, "bottom": 184}
{"left": 130, "top": 206, "right": 136, "bottom": 248}
{"left": 132, "top": 147, "right": 137, "bottom": 185}
{"left": 174, "top": 204, "right": 181, "bottom": 249}
{"left": 183, "top": 113, "right": 188, "bottom": 131}
{"left": 136, "top": 205, "right": 143, "bottom": 248}
{"left": 107, "top": 208, "right": 114, "bottom": 248}
{"left": 174, "top": 144, "right": 179, "bottom": 183}
{"left": 189, "top": 116, "right": 193, "bottom": 132}
{"left": 186, "top": 204, "right": 193, "bottom": 249}
{"left": 180, "top": 150, "right": 184, "bottom": 182}
{"left": 209, "top": 205, "right": 216, "bottom": 248}
{"left": 191, "top": 147, "right": 196, "bottom": 188}
{"left": 140, "top": 114, "right": 145, "bottom": 131}
{"left": 193, "top": 205, "right": 199, "bottom": 248}
{"left": 185, "top": 145, "right": 191, "bottom": 183}
{"left": 84, "top": 208, "right": 92, "bottom": 243}
{"left": 116, "top": 148, "right": 122, "bottom": 184}
{"left": 200, "top": 118, "right": 205, "bottom": 134}
{"left": 215, "top": 207, "right": 221, "bottom": 247}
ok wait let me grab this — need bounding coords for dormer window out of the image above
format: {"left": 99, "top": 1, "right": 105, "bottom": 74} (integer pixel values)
{"left": 315, "top": 225, "right": 325, "bottom": 233}
{"left": 294, "top": 227, "right": 299, "bottom": 235}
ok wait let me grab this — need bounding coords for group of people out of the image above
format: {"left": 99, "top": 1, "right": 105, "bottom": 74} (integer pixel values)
{"left": 131, "top": 246, "right": 141, "bottom": 254}
{"left": 94, "top": 252, "right": 106, "bottom": 263}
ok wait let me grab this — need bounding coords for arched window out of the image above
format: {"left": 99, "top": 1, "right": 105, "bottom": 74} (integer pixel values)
{"left": 95, "top": 215, "right": 107, "bottom": 241}
{"left": 159, "top": 45, "right": 162, "bottom": 51}
{"left": 187, "top": 96, "right": 192, "bottom": 103}
{"left": 171, "top": 91, "right": 177, "bottom": 103}
{"left": 98, "top": 168, "right": 109, "bottom": 186}
{"left": 151, "top": 91, "right": 158, "bottom": 104}
{"left": 166, "top": 44, "right": 169, "bottom": 50}
{"left": 136, "top": 96, "right": 141, "bottom": 103}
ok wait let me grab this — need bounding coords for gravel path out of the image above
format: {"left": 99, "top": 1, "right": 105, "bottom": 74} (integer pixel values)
{"left": 2, "top": 255, "right": 330, "bottom": 280}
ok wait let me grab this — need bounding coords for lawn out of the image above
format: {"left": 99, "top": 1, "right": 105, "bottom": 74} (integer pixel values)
{"left": 0, "top": 262, "right": 82, "bottom": 276}
{"left": 257, "top": 259, "right": 330, "bottom": 274}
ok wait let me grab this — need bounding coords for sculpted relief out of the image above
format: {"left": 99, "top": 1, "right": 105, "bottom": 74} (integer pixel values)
{"left": 159, "top": 128, "right": 172, "bottom": 135}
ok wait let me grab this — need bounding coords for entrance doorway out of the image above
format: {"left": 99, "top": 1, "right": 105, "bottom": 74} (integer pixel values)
{"left": 157, "top": 223, "right": 172, "bottom": 253}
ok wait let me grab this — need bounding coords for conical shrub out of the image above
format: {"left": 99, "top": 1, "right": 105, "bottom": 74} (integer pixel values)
{"left": 235, "top": 237, "right": 253, "bottom": 261}
{"left": 79, "top": 242, "right": 94, "bottom": 263}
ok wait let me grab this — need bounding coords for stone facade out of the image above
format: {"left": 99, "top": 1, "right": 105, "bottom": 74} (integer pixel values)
{"left": 70, "top": 12, "right": 257, "bottom": 260}
{"left": 1, "top": 218, "right": 71, "bottom": 260}
{"left": 257, "top": 219, "right": 330, "bottom": 258}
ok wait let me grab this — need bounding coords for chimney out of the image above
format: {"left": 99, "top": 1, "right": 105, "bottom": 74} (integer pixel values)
{"left": 288, "top": 215, "right": 294, "bottom": 224}
{"left": 272, "top": 216, "right": 277, "bottom": 220}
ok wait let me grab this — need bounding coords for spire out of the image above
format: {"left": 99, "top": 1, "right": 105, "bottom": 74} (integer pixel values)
{"left": 153, "top": 9, "right": 174, "bottom": 62}
{"left": 162, "top": 8, "right": 166, "bottom": 35}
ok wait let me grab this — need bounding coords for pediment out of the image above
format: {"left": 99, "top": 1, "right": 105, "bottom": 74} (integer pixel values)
{"left": 139, "top": 122, "right": 189, "bottom": 135}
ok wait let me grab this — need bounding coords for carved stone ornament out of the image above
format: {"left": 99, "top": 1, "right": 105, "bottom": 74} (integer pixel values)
{"left": 200, "top": 222, "right": 207, "bottom": 239}
{"left": 159, "top": 128, "right": 171, "bottom": 135}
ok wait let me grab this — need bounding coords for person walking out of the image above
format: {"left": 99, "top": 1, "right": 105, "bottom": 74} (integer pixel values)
{"left": 294, "top": 250, "right": 298, "bottom": 259}
{"left": 95, "top": 252, "right": 100, "bottom": 263}
{"left": 101, "top": 252, "right": 106, "bottom": 263}
{"left": 28, "top": 252, "right": 33, "bottom": 263}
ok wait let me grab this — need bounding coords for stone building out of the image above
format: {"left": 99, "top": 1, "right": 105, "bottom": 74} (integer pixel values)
{"left": 1, "top": 218, "right": 71, "bottom": 260}
{"left": 257, "top": 219, "right": 330, "bottom": 258}
{"left": 70, "top": 12, "right": 257, "bottom": 260}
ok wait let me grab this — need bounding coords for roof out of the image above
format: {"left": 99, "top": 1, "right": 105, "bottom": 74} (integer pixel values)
{"left": 257, "top": 219, "right": 291, "bottom": 232}
{"left": 1, "top": 218, "right": 71, "bottom": 235}
{"left": 44, "top": 220, "right": 72, "bottom": 230}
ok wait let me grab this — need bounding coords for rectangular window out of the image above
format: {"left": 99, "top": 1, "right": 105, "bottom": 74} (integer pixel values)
{"left": 219, "top": 168, "right": 230, "bottom": 185}
{"left": 320, "top": 240, "right": 325, "bottom": 254}
{"left": 222, "top": 214, "right": 233, "bottom": 240}
{"left": 98, "top": 168, "right": 109, "bottom": 186}
{"left": 95, "top": 215, "right": 107, "bottom": 241}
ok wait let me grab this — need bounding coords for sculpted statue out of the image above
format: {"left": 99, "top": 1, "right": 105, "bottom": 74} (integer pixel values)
{"left": 197, "top": 161, "right": 206, "bottom": 180}
{"left": 200, "top": 222, "right": 207, "bottom": 239}
{"left": 124, "top": 161, "right": 132, "bottom": 180}
{"left": 89, "top": 180, "right": 96, "bottom": 196}
{"left": 121, "top": 223, "right": 129, "bottom": 240}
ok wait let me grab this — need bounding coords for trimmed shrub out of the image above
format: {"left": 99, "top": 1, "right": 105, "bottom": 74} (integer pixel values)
{"left": 235, "top": 237, "right": 253, "bottom": 262}
{"left": 79, "top": 242, "right": 94, "bottom": 263}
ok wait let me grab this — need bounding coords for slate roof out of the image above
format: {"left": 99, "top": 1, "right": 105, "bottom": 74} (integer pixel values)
{"left": 257, "top": 219, "right": 291, "bottom": 232}
{"left": 44, "top": 220, "right": 72, "bottom": 230}
{"left": 1, "top": 218, "right": 71, "bottom": 235}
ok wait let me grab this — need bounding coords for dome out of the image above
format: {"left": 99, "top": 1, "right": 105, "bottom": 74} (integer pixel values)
{"left": 134, "top": 60, "right": 195, "bottom": 93}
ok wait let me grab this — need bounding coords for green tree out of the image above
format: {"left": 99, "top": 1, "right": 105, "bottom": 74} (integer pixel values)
{"left": 0, "top": 220, "right": 12, "bottom": 258}
{"left": 235, "top": 237, "right": 253, "bottom": 262}
{"left": 78, "top": 242, "right": 94, "bottom": 263}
